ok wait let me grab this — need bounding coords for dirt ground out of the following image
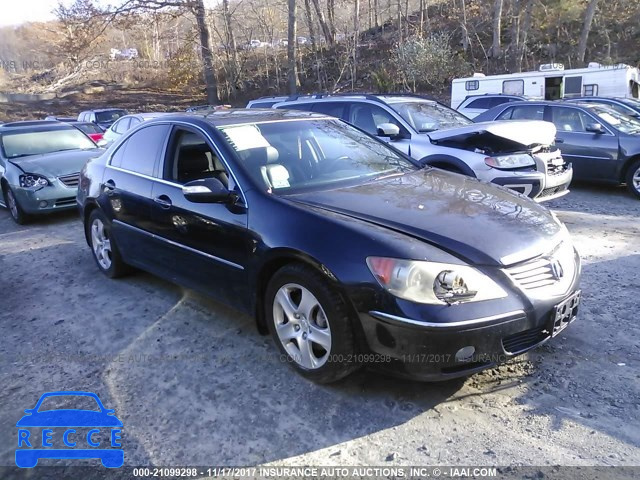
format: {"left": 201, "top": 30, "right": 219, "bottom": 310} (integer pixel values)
{"left": 0, "top": 183, "right": 639, "bottom": 475}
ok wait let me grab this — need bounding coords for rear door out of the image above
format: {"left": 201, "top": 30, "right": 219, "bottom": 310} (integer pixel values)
{"left": 101, "top": 124, "right": 171, "bottom": 267}
{"left": 547, "top": 106, "right": 619, "bottom": 181}
{"left": 148, "top": 125, "right": 250, "bottom": 305}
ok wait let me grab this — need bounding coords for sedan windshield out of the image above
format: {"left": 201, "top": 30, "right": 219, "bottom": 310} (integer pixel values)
{"left": 218, "top": 119, "right": 416, "bottom": 193}
{"left": 1, "top": 128, "right": 96, "bottom": 158}
{"left": 591, "top": 105, "right": 640, "bottom": 134}
{"left": 392, "top": 101, "right": 472, "bottom": 132}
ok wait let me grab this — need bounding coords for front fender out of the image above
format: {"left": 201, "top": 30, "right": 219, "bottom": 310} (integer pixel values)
{"left": 419, "top": 154, "right": 477, "bottom": 177}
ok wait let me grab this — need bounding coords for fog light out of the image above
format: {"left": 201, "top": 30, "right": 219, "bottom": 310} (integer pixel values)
{"left": 39, "top": 201, "right": 48, "bottom": 208}
{"left": 455, "top": 346, "right": 475, "bottom": 362}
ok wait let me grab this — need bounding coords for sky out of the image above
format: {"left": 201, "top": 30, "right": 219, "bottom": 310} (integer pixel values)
{"left": 0, "top": 0, "right": 63, "bottom": 26}
{"left": 0, "top": 0, "right": 220, "bottom": 27}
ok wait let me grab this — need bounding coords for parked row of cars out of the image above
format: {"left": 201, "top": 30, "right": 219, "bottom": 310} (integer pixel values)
{"left": 0, "top": 98, "right": 583, "bottom": 384}
{"left": 246, "top": 93, "right": 640, "bottom": 199}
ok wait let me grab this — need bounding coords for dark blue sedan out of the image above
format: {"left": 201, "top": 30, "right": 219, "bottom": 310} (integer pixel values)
{"left": 77, "top": 110, "right": 581, "bottom": 383}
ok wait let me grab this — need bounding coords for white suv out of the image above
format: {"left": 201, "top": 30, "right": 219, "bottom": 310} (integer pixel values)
{"left": 272, "top": 94, "right": 572, "bottom": 202}
{"left": 455, "top": 94, "right": 525, "bottom": 119}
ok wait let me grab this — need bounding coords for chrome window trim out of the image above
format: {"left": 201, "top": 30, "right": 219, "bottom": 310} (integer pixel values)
{"left": 368, "top": 310, "right": 525, "bottom": 329}
{"left": 113, "top": 219, "right": 245, "bottom": 270}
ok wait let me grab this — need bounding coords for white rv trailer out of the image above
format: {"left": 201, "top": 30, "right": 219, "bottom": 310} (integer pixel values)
{"left": 451, "top": 63, "right": 640, "bottom": 109}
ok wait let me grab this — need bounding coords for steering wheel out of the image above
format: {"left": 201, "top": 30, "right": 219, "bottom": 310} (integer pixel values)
{"left": 318, "top": 155, "right": 353, "bottom": 174}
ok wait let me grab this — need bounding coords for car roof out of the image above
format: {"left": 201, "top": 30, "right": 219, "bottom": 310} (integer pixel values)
{"left": 148, "top": 109, "right": 329, "bottom": 127}
{"left": 0, "top": 121, "right": 76, "bottom": 132}
{"left": 494, "top": 100, "right": 600, "bottom": 108}
{"left": 83, "top": 108, "right": 127, "bottom": 113}
{"left": 126, "top": 112, "right": 169, "bottom": 120}
{"left": 275, "top": 93, "right": 440, "bottom": 107}
{"left": 0, "top": 120, "right": 62, "bottom": 128}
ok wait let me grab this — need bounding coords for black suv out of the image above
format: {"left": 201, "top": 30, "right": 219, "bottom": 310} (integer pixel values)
{"left": 77, "top": 109, "right": 128, "bottom": 130}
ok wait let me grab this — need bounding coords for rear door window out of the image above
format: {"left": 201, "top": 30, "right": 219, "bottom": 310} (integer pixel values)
{"left": 112, "top": 124, "right": 171, "bottom": 176}
{"left": 466, "top": 98, "right": 493, "bottom": 109}
{"left": 310, "top": 102, "right": 347, "bottom": 119}
{"left": 497, "top": 105, "right": 544, "bottom": 120}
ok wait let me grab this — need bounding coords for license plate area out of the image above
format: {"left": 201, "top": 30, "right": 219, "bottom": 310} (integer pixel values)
{"left": 551, "top": 290, "right": 580, "bottom": 337}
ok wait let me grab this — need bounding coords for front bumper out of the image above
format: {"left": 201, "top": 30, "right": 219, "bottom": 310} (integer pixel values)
{"left": 358, "top": 299, "right": 577, "bottom": 381}
{"left": 354, "top": 247, "right": 581, "bottom": 381}
{"left": 484, "top": 148, "right": 573, "bottom": 202}
{"left": 12, "top": 182, "right": 78, "bottom": 214}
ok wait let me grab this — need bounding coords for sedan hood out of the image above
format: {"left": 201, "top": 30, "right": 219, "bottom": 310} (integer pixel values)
{"left": 428, "top": 120, "right": 556, "bottom": 148}
{"left": 287, "top": 169, "right": 563, "bottom": 266}
{"left": 9, "top": 149, "right": 102, "bottom": 177}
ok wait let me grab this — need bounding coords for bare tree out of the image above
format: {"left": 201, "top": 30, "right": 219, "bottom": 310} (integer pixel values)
{"left": 193, "top": 0, "right": 218, "bottom": 102}
{"left": 352, "top": 0, "right": 360, "bottom": 89}
{"left": 490, "top": 0, "right": 504, "bottom": 57}
{"left": 287, "top": 0, "right": 297, "bottom": 94}
{"left": 311, "top": 0, "right": 334, "bottom": 44}
{"left": 459, "top": 0, "right": 470, "bottom": 52}
{"left": 577, "top": 0, "right": 598, "bottom": 65}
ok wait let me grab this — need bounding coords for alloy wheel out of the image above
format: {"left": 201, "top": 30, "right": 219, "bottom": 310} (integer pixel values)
{"left": 273, "top": 283, "right": 332, "bottom": 369}
{"left": 632, "top": 165, "right": 640, "bottom": 193}
{"left": 91, "top": 218, "right": 112, "bottom": 270}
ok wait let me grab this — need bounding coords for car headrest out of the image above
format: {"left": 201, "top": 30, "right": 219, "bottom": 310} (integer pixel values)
{"left": 180, "top": 150, "right": 210, "bottom": 174}
{"left": 261, "top": 164, "right": 290, "bottom": 189}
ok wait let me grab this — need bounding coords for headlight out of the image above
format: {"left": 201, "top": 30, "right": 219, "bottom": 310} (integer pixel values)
{"left": 19, "top": 174, "right": 50, "bottom": 189}
{"left": 366, "top": 257, "right": 507, "bottom": 305}
{"left": 485, "top": 153, "right": 535, "bottom": 169}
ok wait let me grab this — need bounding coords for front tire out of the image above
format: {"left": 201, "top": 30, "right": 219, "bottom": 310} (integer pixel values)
{"left": 265, "top": 264, "right": 360, "bottom": 383}
{"left": 625, "top": 159, "right": 640, "bottom": 199}
{"left": 4, "top": 186, "right": 30, "bottom": 224}
{"left": 86, "top": 209, "right": 129, "bottom": 278}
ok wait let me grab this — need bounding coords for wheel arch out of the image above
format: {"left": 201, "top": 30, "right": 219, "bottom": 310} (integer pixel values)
{"left": 252, "top": 249, "right": 345, "bottom": 335}
{"left": 82, "top": 201, "right": 101, "bottom": 246}
{"left": 620, "top": 154, "right": 640, "bottom": 183}
{"left": 419, "top": 154, "right": 477, "bottom": 177}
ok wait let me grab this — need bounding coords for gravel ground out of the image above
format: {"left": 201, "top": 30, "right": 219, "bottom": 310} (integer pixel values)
{"left": 0, "top": 183, "right": 639, "bottom": 475}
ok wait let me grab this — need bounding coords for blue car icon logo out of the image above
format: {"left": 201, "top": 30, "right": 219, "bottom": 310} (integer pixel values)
{"left": 16, "top": 391, "right": 123, "bottom": 468}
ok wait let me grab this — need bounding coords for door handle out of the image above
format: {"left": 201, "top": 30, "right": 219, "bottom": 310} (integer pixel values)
{"left": 554, "top": 138, "right": 564, "bottom": 143}
{"left": 103, "top": 180, "right": 115, "bottom": 194}
{"left": 153, "top": 195, "right": 172, "bottom": 209}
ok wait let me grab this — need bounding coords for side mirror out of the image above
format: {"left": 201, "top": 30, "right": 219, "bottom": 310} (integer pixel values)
{"left": 376, "top": 123, "right": 400, "bottom": 138}
{"left": 182, "top": 178, "right": 234, "bottom": 204}
{"left": 586, "top": 123, "right": 605, "bottom": 134}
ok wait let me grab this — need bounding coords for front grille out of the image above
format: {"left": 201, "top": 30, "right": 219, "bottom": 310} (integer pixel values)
{"left": 58, "top": 173, "right": 80, "bottom": 188}
{"left": 506, "top": 257, "right": 557, "bottom": 290}
{"left": 55, "top": 197, "right": 76, "bottom": 207}
{"left": 502, "top": 326, "right": 549, "bottom": 354}
{"left": 505, "top": 241, "right": 577, "bottom": 295}
{"left": 538, "top": 183, "right": 568, "bottom": 198}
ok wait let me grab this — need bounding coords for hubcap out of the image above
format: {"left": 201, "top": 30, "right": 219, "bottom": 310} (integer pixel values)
{"left": 273, "top": 283, "right": 331, "bottom": 369}
{"left": 91, "top": 218, "right": 112, "bottom": 270}
{"left": 7, "top": 190, "right": 18, "bottom": 219}
{"left": 633, "top": 166, "right": 640, "bottom": 192}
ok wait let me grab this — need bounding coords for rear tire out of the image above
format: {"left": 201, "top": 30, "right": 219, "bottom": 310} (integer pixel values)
{"left": 4, "top": 186, "right": 30, "bottom": 224}
{"left": 265, "top": 263, "right": 360, "bottom": 383}
{"left": 86, "top": 209, "right": 129, "bottom": 278}
{"left": 625, "top": 159, "right": 640, "bottom": 199}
